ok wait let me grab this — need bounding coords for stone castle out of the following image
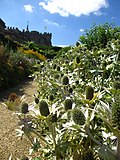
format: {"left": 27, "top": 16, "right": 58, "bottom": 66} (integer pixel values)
{"left": 0, "top": 18, "right": 52, "bottom": 46}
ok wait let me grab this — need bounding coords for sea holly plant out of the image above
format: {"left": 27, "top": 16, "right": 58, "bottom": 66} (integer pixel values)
{"left": 7, "top": 38, "right": 120, "bottom": 159}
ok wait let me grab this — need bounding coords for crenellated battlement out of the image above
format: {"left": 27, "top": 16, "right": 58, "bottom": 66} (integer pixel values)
{"left": 0, "top": 18, "right": 52, "bottom": 46}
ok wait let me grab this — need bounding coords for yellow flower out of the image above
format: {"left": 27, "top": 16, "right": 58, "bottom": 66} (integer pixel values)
{"left": 17, "top": 47, "right": 46, "bottom": 61}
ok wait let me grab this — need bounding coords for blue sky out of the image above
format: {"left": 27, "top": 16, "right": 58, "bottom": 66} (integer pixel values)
{"left": 0, "top": 0, "right": 120, "bottom": 46}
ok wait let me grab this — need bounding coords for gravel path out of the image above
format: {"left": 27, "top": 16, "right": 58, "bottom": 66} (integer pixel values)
{"left": 0, "top": 79, "right": 37, "bottom": 160}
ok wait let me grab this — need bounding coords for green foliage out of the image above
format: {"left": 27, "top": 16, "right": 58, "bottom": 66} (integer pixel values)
{"left": 113, "top": 81, "right": 120, "bottom": 90}
{"left": 83, "top": 149, "right": 94, "bottom": 160}
{"left": 112, "top": 90, "right": 120, "bottom": 130}
{"left": 79, "top": 23, "right": 120, "bottom": 50}
{"left": 0, "top": 41, "right": 35, "bottom": 90}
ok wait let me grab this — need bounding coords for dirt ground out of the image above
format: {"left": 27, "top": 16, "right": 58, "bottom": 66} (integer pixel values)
{"left": 0, "top": 79, "right": 38, "bottom": 160}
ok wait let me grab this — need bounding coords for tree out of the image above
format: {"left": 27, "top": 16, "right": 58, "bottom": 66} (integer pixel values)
{"left": 79, "top": 23, "right": 120, "bottom": 50}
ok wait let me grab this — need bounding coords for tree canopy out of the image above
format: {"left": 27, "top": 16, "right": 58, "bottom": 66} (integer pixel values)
{"left": 79, "top": 23, "right": 120, "bottom": 50}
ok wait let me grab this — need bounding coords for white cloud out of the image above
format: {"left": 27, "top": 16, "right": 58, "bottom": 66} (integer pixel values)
{"left": 93, "top": 11, "right": 102, "bottom": 16}
{"left": 43, "top": 19, "right": 59, "bottom": 27}
{"left": 43, "top": 19, "right": 65, "bottom": 28}
{"left": 24, "top": 4, "right": 34, "bottom": 13}
{"left": 39, "top": 0, "right": 109, "bottom": 17}
{"left": 111, "top": 16, "right": 115, "bottom": 20}
{"left": 93, "top": 10, "right": 106, "bottom": 16}
{"left": 80, "top": 28, "right": 84, "bottom": 32}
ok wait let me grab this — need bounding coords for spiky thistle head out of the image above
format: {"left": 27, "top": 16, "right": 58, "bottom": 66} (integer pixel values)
{"left": 62, "top": 76, "right": 69, "bottom": 85}
{"left": 54, "top": 73, "right": 60, "bottom": 79}
{"left": 51, "top": 113, "right": 57, "bottom": 122}
{"left": 64, "top": 99, "right": 73, "bottom": 111}
{"left": 49, "top": 94, "right": 54, "bottom": 101}
{"left": 72, "top": 108, "right": 85, "bottom": 125}
{"left": 57, "top": 66, "right": 60, "bottom": 71}
{"left": 39, "top": 100, "right": 50, "bottom": 117}
{"left": 68, "top": 87, "right": 73, "bottom": 93}
{"left": 85, "top": 86, "right": 94, "bottom": 100}
{"left": 21, "top": 102, "right": 29, "bottom": 114}
{"left": 35, "top": 97, "right": 39, "bottom": 104}
{"left": 8, "top": 92, "right": 18, "bottom": 102}
{"left": 75, "top": 56, "right": 80, "bottom": 64}
{"left": 53, "top": 63, "right": 57, "bottom": 69}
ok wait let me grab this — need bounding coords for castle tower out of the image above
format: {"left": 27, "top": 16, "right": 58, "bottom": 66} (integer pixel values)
{"left": 26, "top": 21, "right": 29, "bottom": 32}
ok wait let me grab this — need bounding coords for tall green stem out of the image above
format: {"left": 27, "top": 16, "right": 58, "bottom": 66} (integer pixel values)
{"left": 116, "top": 135, "right": 120, "bottom": 160}
{"left": 47, "top": 120, "right": 56, "bottom": 147}
{"left": 85, "top": 126, "right": 116, "bottom": 156}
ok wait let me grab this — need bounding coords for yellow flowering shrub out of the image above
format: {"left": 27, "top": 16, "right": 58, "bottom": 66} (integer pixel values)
{"left": 18, "top": 47, "right": 46, "bottom": 61}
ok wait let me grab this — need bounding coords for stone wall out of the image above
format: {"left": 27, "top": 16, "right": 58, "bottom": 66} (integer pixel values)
{"left": 0, "top": 18, "right": 52, "bottom": 46}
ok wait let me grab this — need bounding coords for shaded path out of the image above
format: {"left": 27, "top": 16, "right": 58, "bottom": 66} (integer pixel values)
{"left": 0, "top": 79, "right": 37, "bottom": 159}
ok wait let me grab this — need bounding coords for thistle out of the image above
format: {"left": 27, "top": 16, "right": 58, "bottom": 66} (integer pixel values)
{"left": 75, "top": 80, "right": 79, "bottom": 85}
{"left": 21, "top": 102, "right": 29, "bottom": 114}
{"left": 67, "top": 110, "right": 72, "bottom": 121}
{"left": 35, "top": 97, "right": 39, "bottom": 104}
{"left": 62, "top": 76, "right": 69, "bottom": 85}
{"left": 57, "top": 66, "right": 60, "bottom": 71}
{"left": 85, "top": 86, "right": 94, "bottom": 100}
{"left": 49, "top": 94, "right": 54, "bottom": 101}
{"left": 53, "top": 63, "right": 57, "bottom": 69}
{"left": 64, "top": 99, "right": 73, "bottom": 111}
{"left": 75, "top": 56, "right": 80, "bottom": 64}
{"left": 51, "top": 113, "right": 57, "bottom": 122}
{"left": 54, "top": 74, "right": 60, "bottom": 79}
{"left": 69, "top": 87, "right": 73, "bottom": 93}
{"left": 8, "top": 92, "right": 18, "bottom": 102}
{"left": 72, "top": 108, "right": 85, "bottom": 125}
{"left": 39, "top": 100, "right": 50, "bottom": 117}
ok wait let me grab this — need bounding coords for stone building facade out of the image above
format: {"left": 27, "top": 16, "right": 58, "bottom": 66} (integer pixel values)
{"left": 0, "top": 18, "right": 52, "bottom": 46}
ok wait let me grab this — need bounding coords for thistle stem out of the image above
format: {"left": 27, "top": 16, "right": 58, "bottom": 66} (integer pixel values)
{"left": 47, "top": 120, "right": 56, "bottom": 147}
{"left": 85, "top": 126, "right": 116, "bottom": 156}
{"left": 32, "top": 130, "right": 51, "bottom": 148}
{"left": 116, "top": 135, "right": 120, "bottom": 160}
